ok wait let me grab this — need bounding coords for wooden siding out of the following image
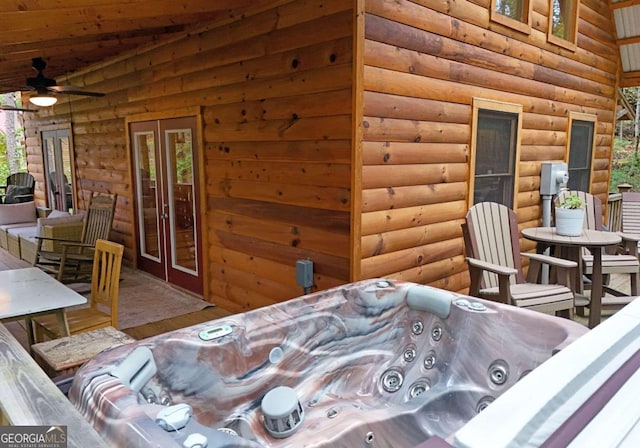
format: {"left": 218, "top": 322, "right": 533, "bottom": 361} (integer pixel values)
{"left": 360, "top": 0, "right": 619, "bottom": 293}
{"left": 19, "top": 0, "right": 620, "bottom": 310}
{"left": 23, "top": 0, "right": 354, "bottom": 313}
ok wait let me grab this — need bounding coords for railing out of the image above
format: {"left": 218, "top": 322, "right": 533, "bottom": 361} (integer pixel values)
{"left": 608, "top": 193, "right": 622, "bottom": 232}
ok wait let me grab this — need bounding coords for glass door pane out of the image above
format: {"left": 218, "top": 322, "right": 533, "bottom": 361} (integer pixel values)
{"left": 42, "top": 129, "right": 74, "bottom": 212}
{"left": 133, "top": 131, "right": 161, "bottom": 261}
{"left": 165, "top": 128, "right": 197, "bottom": 275}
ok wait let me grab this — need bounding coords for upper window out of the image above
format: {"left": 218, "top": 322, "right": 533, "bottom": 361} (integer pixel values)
{"left": 491, "top": 0, "right": 532, "bottom": 34}
{"left": 548, "top": 0, "right": 579, "bottom": 50}
{"left": 567, "top": 113, "right": 596, "bottom": 192}
{"left": 470, "top": 99, "right": 523, "bottom": 207}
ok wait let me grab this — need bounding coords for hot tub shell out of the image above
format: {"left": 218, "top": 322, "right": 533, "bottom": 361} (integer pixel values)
{"left": 69, "top": 279, "right": 587, "bottom": 447}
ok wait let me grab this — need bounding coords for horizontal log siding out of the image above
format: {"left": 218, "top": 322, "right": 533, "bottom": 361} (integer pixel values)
{"left": 361, "top": 0, "right": 618, "bottom": 292}
{"left": 23, "top": 0, "right": 354, "bottom": 313}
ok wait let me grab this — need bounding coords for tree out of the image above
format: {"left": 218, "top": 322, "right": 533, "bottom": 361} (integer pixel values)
{"left": 2, "top": 93, "right": 19, "bottom": 173}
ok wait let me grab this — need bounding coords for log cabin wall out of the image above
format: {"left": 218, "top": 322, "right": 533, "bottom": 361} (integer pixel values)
{"left": 22, "top": 0, "right": 355, "bottom": 313}
{"left": 359, "top": 0, "right": 619, "bottom": 293}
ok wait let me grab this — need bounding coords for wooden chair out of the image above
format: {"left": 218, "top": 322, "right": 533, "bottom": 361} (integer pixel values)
{"left": 621, "top": 192, "right": 640, "bottom": 235}
{"left": 34, "top": 193, "right": 117, "bottom": 282}
{"left": 556, "top": 190, "right": 639, "bottom": 301}
{"left": 32, "top": 239, "right": 124, "bottom": 343}
{"left": 48, "top": 171, "right": 73, "bottom": 211}
{"left": 463, "top": 202, "right": 576, "bottom": 317}
{"left": 1, "top": 172, "right": 35, "bottom": 204}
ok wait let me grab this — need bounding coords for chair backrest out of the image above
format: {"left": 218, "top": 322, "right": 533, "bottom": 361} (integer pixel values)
{"left": 4, "top": 172, "right": 35, "bottom": 204}
{"left": 622, "top": 192, "right": 640, "bottom": 234}
{"left": 607, "top": 193, "right": 623, "bottom": 232}
{"left": 555, "top": 190, "right": 604, "bottom": 230}
{"left": 81, "top": 193, "right": 118, "bottom": 245}
{"left": 7, "top": 172, "right": 35, "bottom": 189}
{"left": 463, "top": 202, "right": 524, "bottom": 289}
{"left": 48, "top": 172, "right": 73, "bottom": 210}
{"left": 90, "top": 239, "right": 124, "bottom": 328}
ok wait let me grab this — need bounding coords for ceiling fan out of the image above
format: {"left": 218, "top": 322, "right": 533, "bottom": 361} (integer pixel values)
{"left": 0, "top": 104, "right": 36, "bottom": 112}
{"left": 21, "top": 57, "right": 105, "bottom": 106}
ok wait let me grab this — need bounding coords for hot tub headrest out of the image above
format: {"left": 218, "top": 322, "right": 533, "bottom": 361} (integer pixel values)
{"left": 109, "top": 346, "right": 157, "bottom": 392}
{"left": 406, "top": 285, "right": 453, "bottom": 319}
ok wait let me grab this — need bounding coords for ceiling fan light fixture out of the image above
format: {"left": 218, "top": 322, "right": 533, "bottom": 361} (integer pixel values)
{"left": 29, "top": 92, "right": 57, "bottom": 107}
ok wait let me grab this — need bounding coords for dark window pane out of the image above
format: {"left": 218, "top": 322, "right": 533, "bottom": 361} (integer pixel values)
{"left": 568, "top": 120, "right": 593, "bottom": 191}
{"left": 474, "top": 175, "right": 515, "bottom": 205}
{"left": 474, "top": 110, "right": 518, "bottom": 206}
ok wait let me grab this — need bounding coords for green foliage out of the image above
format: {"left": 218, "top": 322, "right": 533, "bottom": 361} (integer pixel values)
{"left": 0, "top": 119, "right": 27, "bottom": 180}
{"left": 0, "top": 132, "right": 8, "bottom": 181}
{"left": 610, "top": 138, "right": 640, "bottom": 192}
{"left": 558, "top": 194, "right": 585, "bottom": 209}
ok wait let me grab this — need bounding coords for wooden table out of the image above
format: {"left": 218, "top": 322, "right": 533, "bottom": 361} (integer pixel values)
{"left": 0, "top": 267, "right": 87, "bottom": 347}
{"left": 522, "top": 227, "right": 622, "bottom": 328}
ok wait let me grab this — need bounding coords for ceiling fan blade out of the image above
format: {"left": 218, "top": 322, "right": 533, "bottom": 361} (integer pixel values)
{"left": 48, "top": 85, "right": 105, "bottom": 97}
{"left": 0, "top": 105, "right": 37, "bottom": 112}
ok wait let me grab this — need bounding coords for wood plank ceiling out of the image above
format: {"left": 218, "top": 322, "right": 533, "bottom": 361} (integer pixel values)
{"left": 0, "top": 1, "right": 639, "bottom": 92}
{"left": 0, "top": 0, "right": 255, "bottom": 94}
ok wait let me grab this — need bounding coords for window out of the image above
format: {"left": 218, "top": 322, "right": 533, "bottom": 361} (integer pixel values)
{"left": 491, "top": 0, "right": 532, "bottom": 34}
{"left": 470, "top": 99, "right": 523, "bottom": 207}
{"left": 548, "top": 0, "right": 579, "bottom": 50}
{"left": 567, "top": 113, "right": 595, "bottom": 192}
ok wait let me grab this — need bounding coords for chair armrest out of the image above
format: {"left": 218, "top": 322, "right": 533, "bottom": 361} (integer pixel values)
{"left": 466, "top": 257, "right": 515, "bottom": 304}
{"left": 60, "top": 242, "right": 94, "bottom": 249}
{"left": 521, "top": 253, "right": 577, "bottom": 269}
{"left": 617, "top": 232, "right": 640, "bottom": 243}
{"left": 522, "top": 253, "right": 576, "bottom": 290}
{"left": 614, "top": 232, "right": 640, "bottom": 257}
{"left": 38, "top": 222, "right": 83, "bottom": 252}
{"left": 35, "top": 236, "right": 77, "bottom": 243}
{"left": 466, "top": 257, "right": 518, "bottom": 276}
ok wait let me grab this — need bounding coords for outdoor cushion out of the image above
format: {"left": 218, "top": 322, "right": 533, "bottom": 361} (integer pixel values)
{"left": 36, "top": 211, "right": 84, "bottom": 236}
{"left": 3, "top": 185, "right": 34, "bottom": 204}
{"left": 0, "top": 201, "right": 36, "bottom": 225}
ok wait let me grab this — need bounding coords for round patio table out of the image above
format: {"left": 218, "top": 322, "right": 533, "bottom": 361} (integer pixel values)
{"left": 521, "top": 227, "right": 621, "bottom": 328}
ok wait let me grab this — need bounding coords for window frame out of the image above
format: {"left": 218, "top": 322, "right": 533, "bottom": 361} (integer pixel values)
{"left": 565, "top": 112, "right": 596, "bottom": 193}
{"left": 547, "top": 0, "right": 580, "bottom": 51}
{"left": 490, "top": 0, "right": 532, "bottom": 35}
{"left": 469, "top": 98, "right": 523, "bottom": 210}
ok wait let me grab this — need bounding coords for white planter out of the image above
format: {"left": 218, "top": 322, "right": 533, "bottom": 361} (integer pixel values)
{"left": 555, "top": 208, "right": 585, "bottom": 236}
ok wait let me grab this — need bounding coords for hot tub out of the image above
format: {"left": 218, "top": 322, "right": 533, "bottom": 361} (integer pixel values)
{"left": 69, "top": 279, "right": 587, "bottom": 448}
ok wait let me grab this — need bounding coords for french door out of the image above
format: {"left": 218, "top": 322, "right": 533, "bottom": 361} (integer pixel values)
{"left": 42, "top": 129, "right": 75, "bottom": 212}
{"left": 129, "top": 117, "right": 203, "bottom": 294}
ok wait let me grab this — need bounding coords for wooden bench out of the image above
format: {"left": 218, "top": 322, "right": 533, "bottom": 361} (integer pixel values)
{"left": 32, "top": 326, "right": 134, "bottom": 377}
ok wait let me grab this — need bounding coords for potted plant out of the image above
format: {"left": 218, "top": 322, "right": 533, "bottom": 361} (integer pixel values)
{"left": 555, "top": 194, "right": 586, "bottom": 236}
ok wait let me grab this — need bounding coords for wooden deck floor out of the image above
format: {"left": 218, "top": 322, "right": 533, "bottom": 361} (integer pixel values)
{"left": 123, "top": 307, "right": 232, "bottom": 339}
{"left": 0, "top": 248, "right": 232, "bottom": 344}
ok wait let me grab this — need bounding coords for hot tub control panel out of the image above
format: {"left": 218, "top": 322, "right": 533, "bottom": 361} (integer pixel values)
{"left": 198, "top": 325, "right": 233, "bottom": 341}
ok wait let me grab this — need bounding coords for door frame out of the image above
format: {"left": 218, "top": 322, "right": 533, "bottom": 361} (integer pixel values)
{"left": 125, "top": 107, "right": 207, "bottom": 297}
